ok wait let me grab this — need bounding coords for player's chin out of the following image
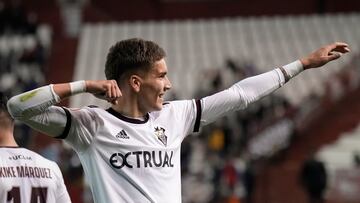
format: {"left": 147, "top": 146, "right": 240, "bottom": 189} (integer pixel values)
{"left": 153, "top": 100, "right": 164, "bottom": 111}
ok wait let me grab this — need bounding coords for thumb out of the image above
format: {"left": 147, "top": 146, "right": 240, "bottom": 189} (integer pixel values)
{"left": 327, "top": 52, "right": 341, "bottom": 61}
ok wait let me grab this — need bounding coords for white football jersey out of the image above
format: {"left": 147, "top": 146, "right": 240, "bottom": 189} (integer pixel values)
{"left": 62, "top": 100, "right": 201, "bottom": 203}
{"left": 0, "top": 147, "right": 71, "bottom": 203}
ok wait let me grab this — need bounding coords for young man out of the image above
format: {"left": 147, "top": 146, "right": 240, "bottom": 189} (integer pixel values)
{"left": 0, "top": 92, "right": 71, "bottom": 203}
{"left": 7, "top": 38, "right": 350, "bottom": 203}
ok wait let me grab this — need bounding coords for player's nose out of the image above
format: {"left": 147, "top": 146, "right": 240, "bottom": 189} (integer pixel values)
{"left": 164, "top": 76, "right": 172, "bottom": 91}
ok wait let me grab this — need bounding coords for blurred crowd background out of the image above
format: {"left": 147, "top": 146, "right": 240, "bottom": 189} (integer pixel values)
{"left": 1, "top": 0, "right": 360, "bottom": 202}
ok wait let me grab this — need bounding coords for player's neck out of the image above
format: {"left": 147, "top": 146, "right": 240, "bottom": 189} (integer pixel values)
{"left": 0, "top": 131, "right": 18, "bottom": 147}
{"left": 111, "top": 97, "right": 148, "bottom": 119}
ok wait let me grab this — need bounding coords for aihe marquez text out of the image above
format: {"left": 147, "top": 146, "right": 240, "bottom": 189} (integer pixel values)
{"left": 0, "top": 165, "right": 52, "bottom": 179}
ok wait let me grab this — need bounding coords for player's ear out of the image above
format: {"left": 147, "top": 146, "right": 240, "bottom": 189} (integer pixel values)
{"left": 129, "top": 75, "right": 142, "bottom": 92}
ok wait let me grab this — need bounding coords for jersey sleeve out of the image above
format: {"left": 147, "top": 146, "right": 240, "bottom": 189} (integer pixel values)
{"left": 7, "top": 85, "right": 68, "bottom": 137}
{"left": 200, "top": 68, "right": 284, "bottom": 127}
{"left": 62, "top": 107, "right": 100, "bottom": 152}
{"left": 199, "top": 61, "right": 303, "bottom": 127}
{"left": 7, "top": 85, "right": 99, "bottom": 151}
{"left": 167, "top": 100, "right": 201, "bottom": 136}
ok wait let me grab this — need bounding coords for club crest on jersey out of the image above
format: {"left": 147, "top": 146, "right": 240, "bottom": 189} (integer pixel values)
{"left": 154, "top": 126, "right": 167, "bottom": 146}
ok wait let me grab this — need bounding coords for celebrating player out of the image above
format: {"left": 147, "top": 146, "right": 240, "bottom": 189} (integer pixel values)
{"left": 7, "top": 38, "right": 349, "bottom": 203}
{"left": 0, "top": 92, "right": 71, "bottom": 203}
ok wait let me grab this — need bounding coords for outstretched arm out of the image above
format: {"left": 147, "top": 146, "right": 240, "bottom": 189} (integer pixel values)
{"left": 199, "top": 42, "right": 350, "bottom": 125}
{"left": 7, "top": 80, "right": 121, "bottom": 137}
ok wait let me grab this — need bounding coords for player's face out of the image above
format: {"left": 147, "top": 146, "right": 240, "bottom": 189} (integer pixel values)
{"left": 138, "top": 58, "right": 172, "bottom": 112}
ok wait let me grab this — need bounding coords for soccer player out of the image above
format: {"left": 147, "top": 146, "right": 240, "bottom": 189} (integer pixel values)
{"left": 0, "top": 92, "right": 71, "bottom": 203}
{"left": 7, "top": 39, "right": 350, "bottom": 203}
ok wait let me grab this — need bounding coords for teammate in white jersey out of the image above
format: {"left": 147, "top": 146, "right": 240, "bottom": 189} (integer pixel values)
{"left": 7, "top": 39, "right": 350, "bottom": 203}
{"left": 0, "top": 92, "right": 71, "bottom": 203}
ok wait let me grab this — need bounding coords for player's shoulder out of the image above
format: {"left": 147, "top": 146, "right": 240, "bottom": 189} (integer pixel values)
{"left": 26, "top": 149, "right": 55, "bottom": 162}
{"left": 65, "top": 105, "right": 107, "bottom": 117}
{"left": 151, "top": 100, "right": 195, "bottom": 116}
{"left": 161, "top": 101, "right": 171, "bottom": 108}
{"left": 66, "top": 105, "right": 100, "bottom": 111}
{"left": 13, "top": 148, "right": 58, "bottom": 167}
{"left": 87, "top": 105, "right": 100, "bottom": 109}
{"left": 65, "top": 104, "right": 101, "bottom": 111}
{"left": 162, "top": 100, "right": 195, "bottom": 109}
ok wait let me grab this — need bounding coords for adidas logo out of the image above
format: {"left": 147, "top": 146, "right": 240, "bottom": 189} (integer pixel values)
{"left": 116, "top": 129, "right": 130, "bottom": 139}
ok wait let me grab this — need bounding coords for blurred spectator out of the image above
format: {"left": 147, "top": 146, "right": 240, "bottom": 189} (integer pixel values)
{"left": 5, "top": 0, "right": 26, "bottom": 34}
{"left": 223, "top": 159, "right": 238, "bottom": 191}
{"left": 208, "top": 126, "right": 225, "bottom": 153}
{"left": 243, "top": 160, "right": 256, "bottom": 203}
{"left": 181, "top": 136, "right": 193, "bottom": 174}
{"left": 24, "top": 12, "right": 38, "bottom": 34}
{"left": 300, "top": 156, "right": 327, "bottom": 203}
{"left": 207, "top": 121, "right": 233, "bottom": 156}
{"left": 353, "top": 153, "right": 360, "bottom": 168}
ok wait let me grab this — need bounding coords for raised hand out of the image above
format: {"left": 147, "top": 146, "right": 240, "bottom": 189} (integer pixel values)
{"left": 300, "top": 42, "right": 350, "bottom": 70}
{"left": 85, "top": 80, "right": 122, "bottom": 104}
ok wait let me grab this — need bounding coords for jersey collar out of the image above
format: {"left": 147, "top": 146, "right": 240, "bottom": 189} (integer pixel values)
{"left": 106, "top": 108, "right": 149, "bottom": 124}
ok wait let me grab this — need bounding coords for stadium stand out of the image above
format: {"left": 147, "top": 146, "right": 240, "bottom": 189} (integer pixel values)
{"left": 71, "top": 13, "right": 360, "bottom": 108}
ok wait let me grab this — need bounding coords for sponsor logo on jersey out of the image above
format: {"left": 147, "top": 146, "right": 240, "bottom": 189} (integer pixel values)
{"left": 116, "top": 129, "right": 129, "bottom": 139}
{"left": 9, "top": 154, "right": 32, "bottom": 161}
{"left": 154, "top": 126, "right": 167, "bottom": 146}
{"left": 109, "top": 150, "right": 174, "bottom": 169}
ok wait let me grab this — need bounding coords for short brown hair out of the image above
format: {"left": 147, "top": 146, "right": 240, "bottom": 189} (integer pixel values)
{"left": 105, "top": 38, "right": 166, "bottom": 83}
{"left": 0, "top": 92, "right": 13, "bottom": 124}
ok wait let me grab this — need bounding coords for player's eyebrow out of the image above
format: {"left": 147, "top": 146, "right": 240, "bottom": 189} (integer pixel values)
{"left": 158, "top": 71, "right": 167, "bottom": 76}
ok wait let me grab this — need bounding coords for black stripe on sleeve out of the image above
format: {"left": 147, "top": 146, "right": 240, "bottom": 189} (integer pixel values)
{"left": 55, "top": 107, "right": 72, "bottom": 139}
{"left": 193, "top": 99, "right": 202, "bottom": 132}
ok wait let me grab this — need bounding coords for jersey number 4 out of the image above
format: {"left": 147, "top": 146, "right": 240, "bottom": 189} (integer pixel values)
{"left": 7, "top": 186, "right": 48, "bottom": 203}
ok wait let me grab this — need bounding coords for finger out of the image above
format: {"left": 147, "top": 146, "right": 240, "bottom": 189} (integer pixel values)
{"left": 326, "top": 52, "right": 341, "bottom": 61}
{"left": 334, "top": 47, "right": 350, "bottom": 53}
{"left": 332, "top": 42, "right": 349, "bottom": 48}
{"left": 115, "top": 85, "right": 122, "bottom": 97}
{"left": 334, "top": 46, "right": 351, "bottom": 53}
{"left": 112, "top": 85, "right": 120, "bottom": 99}
{"left": 111, "top": 80, "right": 122, "bottom": 97}
{"left": 110, "top": 85, "right": 116, "bottom": 98}
{"left": 329, "top": 42, "right": 349, "bottom": 51}
{"left": 105, "top": 86, "right": 112, "bottom": 99}
{"left": 108, "top": 80, "right": 116, "bottom": 98}
{"left": 108, "top": 83, "right": 115, "bottom": 98}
